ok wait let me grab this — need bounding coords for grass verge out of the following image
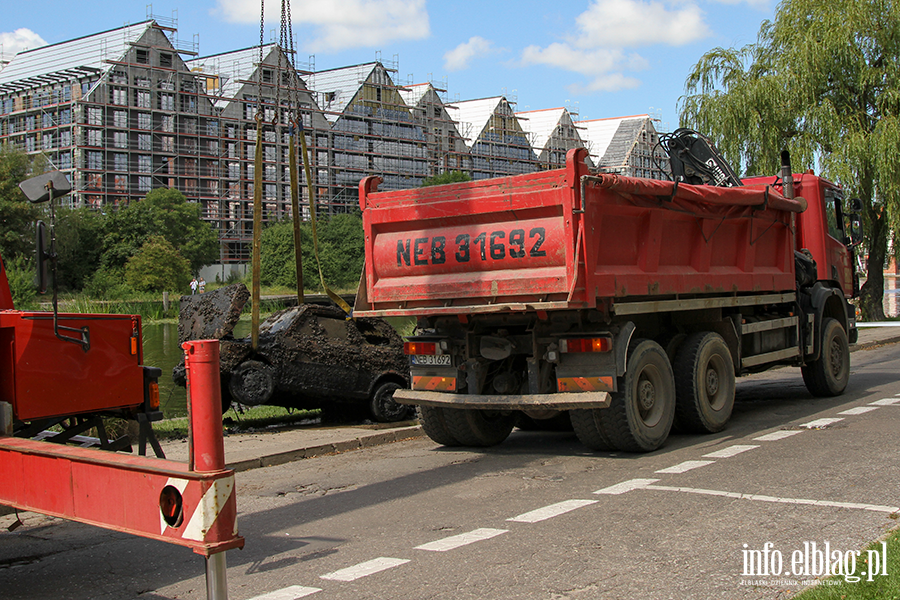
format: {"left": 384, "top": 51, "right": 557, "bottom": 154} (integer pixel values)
{"left": 152, "top": 405, "right": 321, "bottom": 440}
{"left": 791, "top": 528, "right": 900, "bottom": 599}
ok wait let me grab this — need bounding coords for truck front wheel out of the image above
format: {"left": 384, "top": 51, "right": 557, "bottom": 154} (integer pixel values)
{"left": 802, "top": 318, "right": 850, "bottom": 397}
{"left": 674, "top": 332, "right": 735, "bottom": 433}
{"left": 443, "top": 408, "right": 516, "bottom": 447}
{"left": 601, "top": 339, "right": 675, "bottom": 452}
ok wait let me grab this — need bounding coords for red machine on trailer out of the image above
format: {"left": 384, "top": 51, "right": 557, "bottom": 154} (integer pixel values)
{"left": 0, "top": 172, "right": 243, "bottom": 599}
{"left": 355, "top": 143, "right": 861, "bottom": 453}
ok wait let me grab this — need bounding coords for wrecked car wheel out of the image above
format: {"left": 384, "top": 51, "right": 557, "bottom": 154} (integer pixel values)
{"left": 369, "top": 381, "right": 413, "bottom": 423}
{"left": 229, "top": 360, "right": 274, "bottom": 406}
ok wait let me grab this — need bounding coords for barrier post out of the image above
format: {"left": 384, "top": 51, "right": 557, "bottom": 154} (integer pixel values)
{"left": 183, "top": 340, "right": 230, "bottom": 600}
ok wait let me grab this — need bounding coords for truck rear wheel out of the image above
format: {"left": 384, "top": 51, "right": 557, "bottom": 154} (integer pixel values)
{"left": 417, "top": 405, "right": 460, "bottom": 446}
{"left": 802, "top": 318, "right": 850, "bottom": 397}
{"left": 570, "top": 409, "right": 615, "bottom": 451}
{"left": 443, "top": 408, "right": 516, "bottom": 447}
{"left": 600, "top": 339, "right": 675, "bottom": 452}
{"left": 674, "top": 332, "right": 735, "bottom": 433}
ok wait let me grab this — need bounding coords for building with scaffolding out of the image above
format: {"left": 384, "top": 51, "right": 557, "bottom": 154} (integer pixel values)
{"left": 0, "top": 16, "right": 671, "bottom": 267}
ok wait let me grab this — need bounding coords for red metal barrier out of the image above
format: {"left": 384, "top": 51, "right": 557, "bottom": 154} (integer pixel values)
{"left": 0, "top": 339, "right": 243, "bottom": 597}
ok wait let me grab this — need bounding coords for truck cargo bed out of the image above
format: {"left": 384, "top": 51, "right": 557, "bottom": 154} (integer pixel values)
{"left": 356, "top": 148, "right": 805, "bottom": 317}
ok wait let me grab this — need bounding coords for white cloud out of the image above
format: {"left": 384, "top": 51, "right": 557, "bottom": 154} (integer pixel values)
{"left": 520, "top": 0, "right": 710, "bottom": 93}
{"left": 575, "top": 0, "right": 710, "bottom": 48}
{"left": 443, "top": 36, "right": 494, "bottom": 72}
{"left": 0, "top": 29, "right": 47, "bottom": 59}
{"left": 214, "top": 0, "right": 429, "bottom": 52}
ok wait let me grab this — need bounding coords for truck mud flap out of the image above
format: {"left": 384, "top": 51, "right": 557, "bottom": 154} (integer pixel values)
{"left": 394, "top": 389, "right": 610, "bottom": 410}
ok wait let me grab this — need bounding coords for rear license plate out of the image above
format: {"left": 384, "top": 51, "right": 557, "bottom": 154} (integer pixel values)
{"left": 411, "top": 354, "right": 452, "bottom": 366}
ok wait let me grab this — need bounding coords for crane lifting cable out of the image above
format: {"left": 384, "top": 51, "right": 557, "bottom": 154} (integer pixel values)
{"left": 273, "top": 0, "right": 353, "bottom": 317}
{"left": 250, "top": 0, "right": 266, "bottom": 350}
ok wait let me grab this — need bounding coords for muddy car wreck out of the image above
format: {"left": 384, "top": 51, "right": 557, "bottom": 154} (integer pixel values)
{"left": 174, "top": 284, "right": 412, "bottom": 422}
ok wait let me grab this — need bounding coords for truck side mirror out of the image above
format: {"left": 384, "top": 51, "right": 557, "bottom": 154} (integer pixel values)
{"left": 846, "top": 213, "right": 863, "bottom": 248}
{"left": 849, "top": 197, "right": 863, "bottom": 212}
{"left": 35, "top": 220, "right": 49, "bottom": 294}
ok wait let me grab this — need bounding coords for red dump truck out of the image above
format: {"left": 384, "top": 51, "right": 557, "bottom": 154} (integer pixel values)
{"left": 354, "top": 147, "right": 861, "bottom": 452}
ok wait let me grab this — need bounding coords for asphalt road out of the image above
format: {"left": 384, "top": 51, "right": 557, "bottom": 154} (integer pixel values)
{"left": 3, "top": 341, "right": 900, "bottom": 600}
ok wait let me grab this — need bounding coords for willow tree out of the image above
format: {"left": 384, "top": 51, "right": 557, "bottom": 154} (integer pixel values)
{"left": 680, "top": 0, "right": 900, "bottom": 319}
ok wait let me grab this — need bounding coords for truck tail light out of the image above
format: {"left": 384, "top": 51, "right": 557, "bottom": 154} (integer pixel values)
{"left": 560, "top": 337, "right": 612, "bottom": 353}
{"left": 404, "top": 342, "right": 437, "bottom": 355}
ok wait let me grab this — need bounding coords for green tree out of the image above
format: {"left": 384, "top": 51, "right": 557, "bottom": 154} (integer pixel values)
{"left": 54, "top": 207, "right": 106, "bottom": 291}
{"left": 124, "top": 236, "right": 191, "bottom": 293}
{"left": 422, "top": 170, "right": 473, "bottom": 187}
{"left": 0, "top": 146, "right": 40, "bottom": 262}
{"left": 679, "top": 0, "right": 900, "bottom": 320}
{"left": 102, "top": 188, "right": 219, "bottom": 273}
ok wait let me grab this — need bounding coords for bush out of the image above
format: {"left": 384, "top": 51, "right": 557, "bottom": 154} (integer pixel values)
{"left": 124, "top": 236, "right": 191, "bottom": 293}
{"left": 4, "top": 256, "right": 37, "bottom": 309}
{"left": 83, "top": 267, "right": 133, "bottom": 300}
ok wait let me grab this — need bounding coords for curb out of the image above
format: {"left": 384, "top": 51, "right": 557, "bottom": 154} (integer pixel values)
{"left": 852, "top": 334, "right": 900, "bottom": 353}
{"left": 226, "top": 425, "right": 425, "bottom": 472}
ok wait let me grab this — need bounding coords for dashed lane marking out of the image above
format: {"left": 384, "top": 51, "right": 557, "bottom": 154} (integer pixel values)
{"left": 593, "top": 479, "right": 660, "bottom": 495}
{"left": 655, "top": 460, "right": 715, "bottom": 474}
{"left": 320, "top": 557, "right": 410, "bottom": 582}
{"left": 870, "top": 398, "right": 900, "bottom": 406}
{"left": 507, "top": 499, "right": 598, "bottom": 523}
{"left": 800, "top": 417, "right": 844, "bottom": 429}
{"left": 702, "top": 445, "right": 759, "bottom": 458}
{"left": 245, "top": 586, "right": 321, "bottom": 599}
{"left": 415, "top": 528, "right": 508, "bottom": 552}
{"left": 839, "top": 406, "right": 879, "bottom": 416}
{"left": 646, "top": 485, "right": 900, "bottom": 513}
{"left": 754, "top": 430, "right": 803, "bottom": 441}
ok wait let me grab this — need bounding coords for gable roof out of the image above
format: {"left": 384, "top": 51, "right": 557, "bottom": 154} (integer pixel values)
{"left": 398, "top": 82, "right": 433, "bottom": 109}
{"left": 0, "top": 21, "right": 156, "bottom": 93}
{"left": 452, "top": 96, "right": 505, "bottom": 148}
{"left": 577, "top": 114, "right": 650, "bottom": 167}
{"left": 302, "top": 62, "right": 380, "bottom": 122}
{"left": 187, "top": 44, "right": 278, "bottom": 110}
{"left": 515, "top": 107, "right": 571, "bottom": 151}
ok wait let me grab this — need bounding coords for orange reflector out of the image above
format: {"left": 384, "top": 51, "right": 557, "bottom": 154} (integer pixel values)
{"left": 148, "top": 381, "right": 160, "bottom": 410}
{"left": 159, "top": 485, "right": 183, "bottom": 528}
{"left": 131, "top": 336, "right": 138, "bottom": 355}
{"left": 557, "top": 376, "right": 614, "bottom": 392}
{"left": 404, "top": 342, "right": 437, "bottom": 355}
{"left": 560, "top": 337, "right": 612, "bottom": 353}
{"left": 412, "top": 376, "right": 457, "bottom": 391}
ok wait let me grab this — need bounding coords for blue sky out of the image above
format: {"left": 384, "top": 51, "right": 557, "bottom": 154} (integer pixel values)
{"left": 1, "top": 0, "right": 775, "bottom": 129}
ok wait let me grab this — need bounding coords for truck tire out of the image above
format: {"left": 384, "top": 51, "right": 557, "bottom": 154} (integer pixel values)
{"left": 417, "top": 405, "right": 460, "bottom": 446}
{"left": 802, "top": 318, "right": 850, "bottom": 397}
{"left": 570, "top": 409, "right": 614, "bottom": 451}
{"left": 229, "top": 360, "right": 274, "bottom": 406}
{"left": 600, "top": 339, "right": 675, "bottom": 452}
{"left": 673, "top": 332, "right": 735, "bottom": 433}
{"left": 369, "top": 381, "right": 414, "bottom": 423}
{"left": 442, "top": 408, "right": 516, "bottom": 447}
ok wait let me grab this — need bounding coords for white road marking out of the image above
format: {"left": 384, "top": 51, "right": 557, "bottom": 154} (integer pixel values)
{"left": 655, "top": 460, "right": 715, "bottom": 474}
{"left": 800, "top": 417, "right": 844, "bottom": 429}
{"left": 246, "top": 586, "right": 321, "bottom": 600}
{"left": 415, "top": 528, "right": 508, "bottom": 552}
{"left": 754, "top": 430, "right": 803, "bottom": 441}
{"left": 647, "top": 485, "right": 900, "bottom": 513}
{"left": 702, "top": 445, "right": 759, "bottom": 458}
{"left": 320, "top": 557, "right": 410, "bottom": 582}
{"left": 870, "top": 398, "right": 900, "bottom": 406}
{"left": 593, "top": 479, "right": 660, "bottom": 495}
{"left": 507, "top": 499, "right": 598, "bottom": 523}
{"left": 839, "top": 406, "right": 879, "bottom": 416}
